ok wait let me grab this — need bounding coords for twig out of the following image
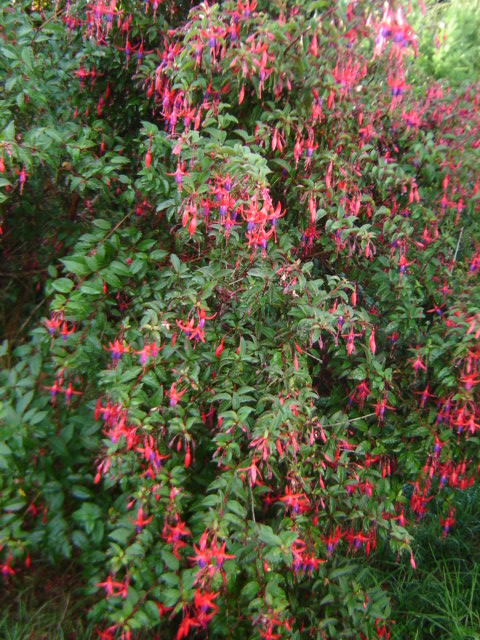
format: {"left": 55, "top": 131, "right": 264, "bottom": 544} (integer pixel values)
{"left": 0, "top": 268, "right": 48, "bottom": 277}
{"left": 284, "top": 25, "right": 311, "bottom": 54}
{"left": 31, "top": 7, "right": 65, "bottom": 44}
{"left": 14, "top": 295, "right": 50, "bottom": 340}
{"left": 453, "top": 226, "right": 464, "bottom": 264}
{"left": 321, "top": 412, "right": 377, "bottom": 428}
{"left": 57, "top": 592, "right": 70, "bottom": 630}
{"left": 103, "top": 210, "right": 134, "bottom": 242}
{"left": 249, "top": 481, "right": 257, "bottom": 531}
{"left": 305, "top": 351, "right": 323, "bottom": 364}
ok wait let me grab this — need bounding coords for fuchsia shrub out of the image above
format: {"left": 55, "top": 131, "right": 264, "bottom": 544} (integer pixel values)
{"left": 1, "top": 0, "right": 480, "bottom": 638}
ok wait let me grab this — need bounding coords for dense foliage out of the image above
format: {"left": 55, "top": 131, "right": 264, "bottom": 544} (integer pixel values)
{"left": 1, "top": 1, "right": 480, "bottom": 638}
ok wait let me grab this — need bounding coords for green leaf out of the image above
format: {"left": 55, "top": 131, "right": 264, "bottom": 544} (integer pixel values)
{"left": 257, "top": 524, "right": 282, "bottom": 547}
{"left": 161, "top": 550, "right": 179, "bottom": 571}
{"left": 53, "top": 278, "right": 75, "bottom": 293}
{"left": 162, "top": 588, "right": 181, "bottom": 608}
{"left": 92, "top": 219, "right": 112, "bottom": 230}
{"left": 61, "top": 258, "right": 88, "bottom": 276}
{"left": 15, "top": 389, "right": 34, "bottom": 416}
{"left": 109, "top": 528, "right": 132, "bottom": 545}
{"left": 71, "top": 485, "right": 93, "bottom": 500}
{"left": 227, "top": 499, "right": 246, "bottom": 518}
{"left": 0, "top": 47, "right": 18, "bottom": 60}
{"left": 0, "top": 442, "right": 12, "bottom": 456}
{"left": 20, "top": 46, "right": 34, "bottom": 72}
{"left": 110, "top": 156, "right": 130, "bottom": 165}
{"left": 241, "top": 581, "right": 259, "bottom": 600}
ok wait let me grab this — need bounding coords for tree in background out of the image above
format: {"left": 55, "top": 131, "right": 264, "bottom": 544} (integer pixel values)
{"left": 415, "top": 0, "right": 480, "bottom": 82}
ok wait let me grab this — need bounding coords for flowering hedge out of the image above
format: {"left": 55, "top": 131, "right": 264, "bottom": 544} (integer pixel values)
{"left": 1, "top": 1, "right": 480, "bottom": 638}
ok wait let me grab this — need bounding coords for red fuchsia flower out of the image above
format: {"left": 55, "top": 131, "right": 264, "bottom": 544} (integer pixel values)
{"left": 94, "top": 456, "right": 111, "bottom": 484}
{"left": 416, "top": 384, "right": 435, "bottom": 409}
{"left": 349, "top": 379, "right": 371, "bottom": 408}
{"left": 409, "top": 481, "right": 433, "bottom": 521}
{"left": 62, "top": 380, "right": 82, "bottom": 407}
{"left": 162, "top": 517, "right": 190, "bottom": 558}
{"left": 190, "top": 531, "right": 210, "bottom": 570}
{"left": 409, "top": 348, "right": 427, "bottom": 380}
{"left": 199, "top": 26, "right": 225, "bottom": 61}
{"left": 42, "top": 311, "right": 64, "bottom": 336}
{"left": 374, "top": 395, "right": 395, "bottom": 424}
{"left": 322, "top": 525, "right": 345, "bottom": 558}
{"left": 238, "top": 456, "right": 263, "bottom": 486}
{"left": 346, "top": 478, "right": 373, "bottom": 498}
{"left": 176, "top": 308, "right": 215, "bottom": 344}
{"left": 374, "top": 618, "right": 392, "bottom": 639}
{"left": 166, "top": 161, "right": 187, "bottom": 191}
{"left": 58, "top": 320, "right": 76, "bottom": 340}
{"left": 304, "top": 134, "right": 318, "bottom": 169}
{"left": 258, "top": 625, "right": 281, "bottom": 640}
{"left": 95, "top": 625, "right": 118, "bottom": 640}
{"left": 43, "top": 377, "right": 62, "bottom": 406}
{"left": 136, "top": 341, "right": 162, "bottom": 367}
{"left": 129, "top": 505, "right": 153, "bottom": 533}
{"left": 289, "top": 538, "right": 323, "bottom": 576}
{"left": 382, "top": 507, "right": 406, "bottom": 528}
{"left": 299, "top": 223, "right": 319, "bottom": 255}
{"left": 267, "top": 201, "right": 285, "bottom": 242}
{"left": 17, "top": 165, "right": 27, "bottom": 195}
{"left": 209, "top": 539, "right": 235, "bottom": 571}
{"left": 96, "top": 574, "right": 129, "bottom": 598}
{"left": 189, "top": 530, "right": 234, "bottom": 579}
{"left": 342, "top": 325, "right": 362, "bottom": 356}
{"left": 345, "top": 528, "right": 376, "bottom": 558}
{"left": 166, "top": 382, "right": 186, "bottom": 407}
{"left": 136, "top": 435, "right": 168, "bottom": 474}
{"left": 175, "top": 615, "right": 200, "bottom": 640}
{"left": 245, "top": 225, "right": 274, "bottom": 257}
{"left": 193, "top": 588, "right": 219, "bottom": 622}
{"left": 439, "top": 507, "right": 455, "bottom": 538}
{"left": 214, "top": 337, "right": 224, "bottom": 358}
{"left": 103, "top": 417, "right": 137, "bottom": 448}
{"left": 0, "top": 553, "right": 15, "bottom": 582}
{"left": 104, "top": 338, "right": 129, "bottom": 364}
{"left": 459, "top": 369, "right": 479, "bottom": 393}
{"left": 278, "top": 485, "right": 310, "bottom": 516}
{"left": 293, "top": 137, "right": 303, "bottom": 168}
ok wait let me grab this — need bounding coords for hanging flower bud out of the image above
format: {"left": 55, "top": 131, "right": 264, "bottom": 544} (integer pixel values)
{"left": 369, "top": 328, "right": 376, "bottom": 354}
{"left": 215, "top": 338, "right": 224, "bottom": 358}
{"left": 145, "top": 145, "right": 152, "bottom": 169}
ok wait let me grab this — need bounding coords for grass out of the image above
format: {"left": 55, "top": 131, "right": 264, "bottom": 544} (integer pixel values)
{"left": 0, "top": 560, "right": 95, "bottom": 640}
{"left": 382, "top": 554, "right": 480, "bottom": 640}
{"left": 369, "top": 484, "right": 480, "bottom": 640}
